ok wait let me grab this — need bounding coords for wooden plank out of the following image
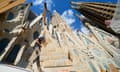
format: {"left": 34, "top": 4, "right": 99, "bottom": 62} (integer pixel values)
{"left": 0, "top": 0, "right": 12, "bottom": 9}
{"left": 0, "top": 0, "right": 25, "bottom": 13}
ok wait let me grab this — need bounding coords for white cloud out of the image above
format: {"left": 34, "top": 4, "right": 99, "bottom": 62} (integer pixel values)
{"left": 33, "top": 0, "right": 54, "bottom": 11}
{"left": 81, "top": 26, "right": 90, "bottom": 35}
{"left": 33, "top": 0, "right": 43, "bottom": 5}
{"left": 61, "top": 9, "right": 75, "bottom": 25}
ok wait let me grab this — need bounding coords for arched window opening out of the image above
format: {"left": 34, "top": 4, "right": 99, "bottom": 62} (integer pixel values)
{"left": 0, "top": 38, "right": 9, "bottom": 55}
{"left": 33, "top": 31, "right": 39, "bottom": 39}
{"left": 7, "top": 12, "right": 14, "bottom": 20}
{"left": 4, "top": 29, "right": 10, "bottom": 33}
{"left": 4, "top": 44, "right": 21, "bottom": 63}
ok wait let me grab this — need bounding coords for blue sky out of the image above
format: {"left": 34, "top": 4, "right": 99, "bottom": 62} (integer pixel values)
{"left": 26, "top": 0, "right": 117, "bottom": 33}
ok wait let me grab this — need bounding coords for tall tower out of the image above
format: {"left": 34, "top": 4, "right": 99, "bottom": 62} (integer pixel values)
{"left": 50, "top": 11, "right": 74, "bottom": 38}
{"left": 71, "top": 2, "right": 116, "bottom": 35}
{"left": 51, "top": 11, "right": 68, "bottom": 31}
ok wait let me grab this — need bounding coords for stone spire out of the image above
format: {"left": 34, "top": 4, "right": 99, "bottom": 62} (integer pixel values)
{"left": 71, "top": 1, "right": 117, "bottom": 35}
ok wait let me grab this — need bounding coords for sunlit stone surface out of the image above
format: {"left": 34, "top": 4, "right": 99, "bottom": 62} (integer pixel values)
{"left": 0, "top": 0, "right": 120, "bottom": 72}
